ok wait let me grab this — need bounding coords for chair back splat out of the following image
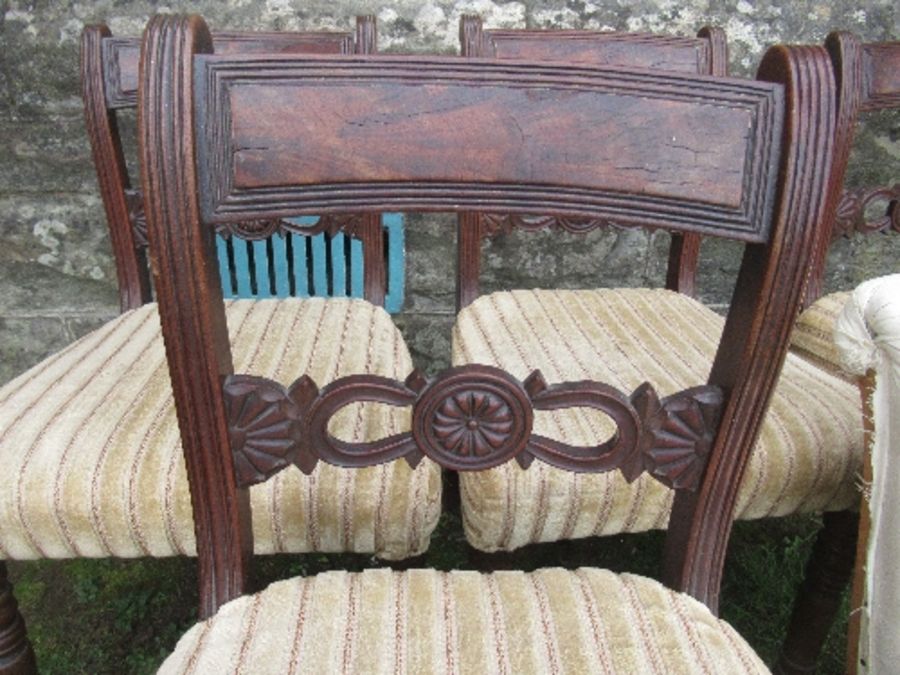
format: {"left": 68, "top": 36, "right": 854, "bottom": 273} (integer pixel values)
{"left": 456, "top": 15, "right": 728, "bottom": 309}
{"left": 138, "top": 13, "right": 836, "bottom": 618}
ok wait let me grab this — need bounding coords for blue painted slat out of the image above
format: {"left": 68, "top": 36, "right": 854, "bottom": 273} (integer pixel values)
{"left": 232, "top": 239, "right": 253, "bottom": 297}
{"left": 291, "top": 233, "right": 309, "bottom": 297}
{"left": 349, "top": 237, "right": 364, "bottom": 298}
{"left": 252, "top": 239, "right": 272, "bottom": 298}
{"left": 215, "top": 234, "right": 235, "bottom": 298}
{"left": 271, "top": 234, "right": 290, "bottom": 298}
{"left": 330, "top": 232, "right": 347, "bottom": 297}
{"left": 383, "top": 213, "right": 405, "bottom": 313}
{"left": 310, "top": 233, "right": 328, "bottom": 296}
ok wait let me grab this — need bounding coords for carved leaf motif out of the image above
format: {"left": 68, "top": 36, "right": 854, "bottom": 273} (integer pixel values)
{"left": 224, "top": 375, "right": 306, "bottom": 486}
{"left": 832, "top": 183, "right": 900, "bottom": 239}
{"left": 479, "top": 213, "right": 613, "bottom": 238}
{"left": 638, "top": 386, "right": 724, "bottom": 491}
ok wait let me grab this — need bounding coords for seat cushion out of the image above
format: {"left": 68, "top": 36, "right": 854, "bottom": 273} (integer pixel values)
{"left": 0, "top": 298, "right": 440, "bottom": 560}
{"left": 453, "top": 289, "right": 861, "bottom": 551}
{"left": 159, "top": 567, "right": 768, "bottom": 674}
{"left": 790, "top": 291, "right": 852, "bottom": 375}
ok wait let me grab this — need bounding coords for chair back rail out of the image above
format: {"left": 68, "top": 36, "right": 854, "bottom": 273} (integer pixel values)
{"left": 81, "top": 17, "right": 386, "bottom": 312}
{"left": 138, "top": 14, "right": 836, "bottom": 617}
{"left": 804, "top": 35, "right": 900, "bottom": 306}
{"left": 456, "top": 15, "right": 728, "bottom": 310}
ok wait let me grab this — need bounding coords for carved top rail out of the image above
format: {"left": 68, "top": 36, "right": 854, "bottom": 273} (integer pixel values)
{"left": 196, "top": 55, "right": 783, "bottom": 243}
{"left": 102, "top": 32, "right": 354, "bottom": 109}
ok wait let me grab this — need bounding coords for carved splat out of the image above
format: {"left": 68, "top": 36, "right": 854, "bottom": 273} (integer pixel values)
{"left": 480, "top": 213, "right": 615, "bottom": 238}
{"left": 223, "top": 364, "right": 723, "bottom": 490}
{"left": 832, "top": 183, "right": 900, "bottom": 238}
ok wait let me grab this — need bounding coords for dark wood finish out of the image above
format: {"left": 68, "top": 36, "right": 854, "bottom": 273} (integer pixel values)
{"left": 662, "top": 44, "right": 836, "bottom": 610}
{"left": 803, "top": 35, "right": 900, "bottom": 306}
{"left": 224, "top": 364, "right": 722, "bottom": 485}
{"left": 139, "top": 12, "right": 836, "bottom": 624}
{"left": 456, "top": 16, "right": 728, "bottom": 310}
{"left": 82, "top": 25, "right": 153, "bottom": 311}
{"left": 0, "top": 563, "right": 35, "bottom": 675}
{"left": 82, "top": 20, "right": 385, "bottom": 312}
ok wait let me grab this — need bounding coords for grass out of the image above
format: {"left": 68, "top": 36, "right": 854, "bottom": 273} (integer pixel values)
{"left": 9, "top": 507, "right": 847, "bottom": 673}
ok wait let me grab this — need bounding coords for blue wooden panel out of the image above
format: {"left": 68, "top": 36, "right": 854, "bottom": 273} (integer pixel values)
{"left": 310, "top": 233, "right": 328, "bottom": 296}
{"left": 349, "top": 237, "right": 364, "bottom": 298}
{"left": 232, "top": 239, "right": 253, "bottom": 297}
{"left": 215, "top": 234, "right": 235, "bottom": 298}
{"left": 330, "top": 232, "right": 347, "bottom": 297}
{"left": 271, "top": 234, "right": 290, "bottom": 298}
{"left": 252, "top": 239, "right": 272, "bottom": 298}
{"left": 290, "top": 232, "right": 309, "bottom": 297}
{"left": 383, "top": 213, "right": 405, "bottom": 313}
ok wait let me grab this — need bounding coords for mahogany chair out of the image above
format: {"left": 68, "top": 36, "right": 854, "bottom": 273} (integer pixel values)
{"left": 454, "top": 18, "right": 870, "bottom": 674}
{"left": 0, "top": 19, "right": 440, "bottom": 673}
{"left": 834, "top": 274, "right": 900, "bottom": 675}
{"left": 91, "top": 11, "right": 835, "bottom": 672}
{"left": 81, "top": 18, "right": 391, "bottom": 312}
{"left": 456, "top": 15, "right": 728, "bottom": 310}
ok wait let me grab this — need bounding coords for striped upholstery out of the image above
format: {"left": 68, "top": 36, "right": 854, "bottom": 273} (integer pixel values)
{"left": 159, "top": 567, "right": 768, "bottom": 674}
{"left": 453, "top": 289, "right": 861, "bottom": 551}
{"left": 0, "top": 298, "right": 440, "bottom": 560}
{"left": 790, "top": 291, "right": 853, "bottom": 375}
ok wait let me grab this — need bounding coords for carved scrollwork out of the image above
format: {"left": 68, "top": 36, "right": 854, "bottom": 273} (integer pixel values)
{"left": 480, "top": 213, "right": 614, "bottom": 238}
{"left": 224, "top": 365, "right": 724, "bottom": 492}
{"left": 215, "top": 213, "right": 368, "bottom": 241}
{"left": 124, "top": 189, "right": 148, "bottom": 248}
{"left": 832, "top": 183, "right": 900, "bottom": 239}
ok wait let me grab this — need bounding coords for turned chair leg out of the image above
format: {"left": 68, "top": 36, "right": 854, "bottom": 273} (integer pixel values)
{"left": 0, "top": 563, "right": 36, "bottom": 674}
{"left": 774, "top": 510, "right": 858, "bottom": 675}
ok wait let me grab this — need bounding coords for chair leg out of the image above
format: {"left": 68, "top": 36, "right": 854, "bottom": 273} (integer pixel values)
{"left": 0, "top": 563, "right": 36, "bottom": 674}
{"left": 774, "top": 510, "right": 858, "bottom": 675}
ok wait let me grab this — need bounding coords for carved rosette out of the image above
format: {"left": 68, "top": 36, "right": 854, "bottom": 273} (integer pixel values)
{"left": 124, "top": 189, "right": 148, "bottom": 248}
{"left": 224, "top": 365, "right": 724, "bottom": 493}
{"left": 480, "top": 213, "right": 613, "bottom": 238}
{"left": 215, "top": 213, "right": 369, "bottom": 241}
{"left": 832, "top": 183, "right": 900, "bottom": 239}
{"left": 413, "top": 367, "right": 532, "bottom": 470}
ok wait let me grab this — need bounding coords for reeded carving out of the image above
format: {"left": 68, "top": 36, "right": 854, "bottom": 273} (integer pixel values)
{"left": 480, "top": 213, "right": 614, "bottom": 238}
{"left": 224, "top": 364, "right": 723, "bottom": 491}
{"left": 124, "top": 189, "right": 148, "bottom": 248}
{"left": 832, "top": 183, "right": 900, "bottom": 239}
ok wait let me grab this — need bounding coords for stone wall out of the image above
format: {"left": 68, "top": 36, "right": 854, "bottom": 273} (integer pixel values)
{"left": 0, "top": 0, "right": 897, "bottom": 382}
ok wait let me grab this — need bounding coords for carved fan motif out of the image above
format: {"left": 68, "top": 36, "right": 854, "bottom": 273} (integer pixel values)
{"left": 124, "top": 189, "right": 148, "bottom": 248}
{"left": 480, "top": 213, "right": 613, "bottom": 238}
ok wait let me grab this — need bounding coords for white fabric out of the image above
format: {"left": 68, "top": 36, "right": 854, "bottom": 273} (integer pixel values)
{"left": 835, "top": 274, "right": 900, "bottom": 675}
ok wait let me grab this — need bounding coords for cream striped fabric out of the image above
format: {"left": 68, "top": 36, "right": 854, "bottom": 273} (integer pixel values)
{"left": 453, "top": 289, "right": 861, "bottom": 551}
{"left": 159, "top": 567, "right": 768, "bottom": 674}
{"left": 0, "top": 298, "right": 440, "bottom": 560}
{"left": 790, "top": 291, "right": 853, "bottom": 376}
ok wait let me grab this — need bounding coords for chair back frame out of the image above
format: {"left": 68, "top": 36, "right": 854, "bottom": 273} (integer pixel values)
{"left": 81, "top": 17, "right": 386, "bottom": 312}
{"left": 455, "top": 15, "right": 728, "bottom": 310}
{"left": 138, "top": 14, "right": 836, "bottom": 619}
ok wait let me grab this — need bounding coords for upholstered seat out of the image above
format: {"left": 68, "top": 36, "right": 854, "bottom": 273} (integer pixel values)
{"left": 790, "top": 291, "right": 853, "bottom": 375}
{"left": 0, "top": 298, "right": 440, "bottom": 561}
{"left": 158, "top": 567, "right": 768, "bottom": 674}
{"left": 453, "top": 289, "right": 860, "bottom": 551}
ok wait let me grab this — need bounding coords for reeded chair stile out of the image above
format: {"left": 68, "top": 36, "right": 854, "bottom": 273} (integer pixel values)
{"left": 125, "top": 13, "right": 836, "bottom": 673}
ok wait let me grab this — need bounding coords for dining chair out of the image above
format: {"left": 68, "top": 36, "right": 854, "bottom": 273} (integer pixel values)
{"left": 0, "top": 18, "right": 440, "bottom": 672}
{"left": 125, "top": 12, "right": 834, "bottom": 673}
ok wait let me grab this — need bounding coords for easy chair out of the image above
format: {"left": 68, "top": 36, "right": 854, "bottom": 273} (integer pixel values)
{"left": 131, "top": 12, "right": 833, "bottom": 672}
{"left": 834, "top": 274, "right": 900, "bottom": 675}
{"left": 0, "top": 18, "right": 440, "bottom": 672}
